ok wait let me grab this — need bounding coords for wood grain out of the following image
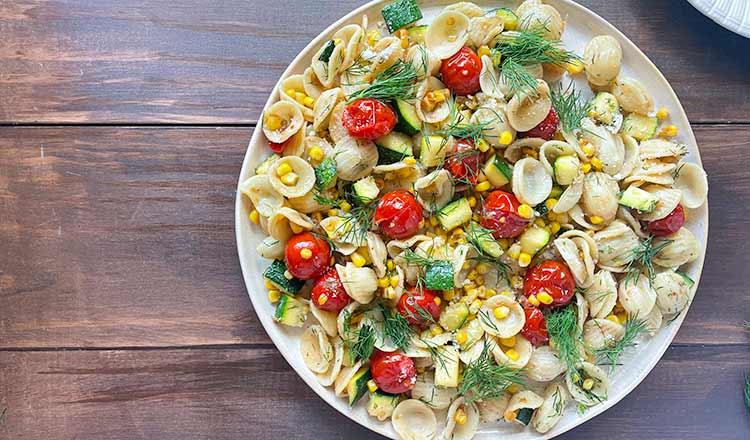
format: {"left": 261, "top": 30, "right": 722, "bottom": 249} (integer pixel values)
{"left": 1, "top": 0, "right": 749, "bottom": 124}
{"left": 0, "top": 345, "right": 746, "bottom": 440}
{"left": 0, "top": 125, "right": 746, "bottom": 348}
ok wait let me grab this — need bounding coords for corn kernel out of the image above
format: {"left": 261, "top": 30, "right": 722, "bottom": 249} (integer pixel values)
{"left": 590, "top": 215, "right": 604, "bottom": 225}
{"left": 660, "top": 125, "right": 678, "bottom": 137}
{"left": 303, "top": 96, "right": 315, "bottom": 108}
{"left": 317, "top": 293, "right": 329, "bottom": 305}
{"left": 443, "top": 289, "right": 456, "bottom": 301}
{"left": 476, "top": 139, "right": 490, "bottom": 152}
{"left": 538, "top": 291, "right": 554, "bottom": 305}
{"left": 294, "top": 91, "right": 307, "bottom": 104}
{"left": 454, "top": 407, "right": 468, "bottom": 425}
{"left": 333, "top": 38, "right": 343, "bottom": 46}
{"left": 505, "top": 348, "right": 520, "bottom": 361}
{"left": 378, "top": 277, "right": 389, "bottom": 288}
{"left": 400, "top": 37, "right": 409, "bottom": 49}
{"left": 571, "top": 373, "right": 581, "bottom": 383}
{"left": 616, "top": 312, "right": 628, "bottom": 323}
{"left": 264, "top": 279, "right": 275, "bottom": 289}
{"left": 467, "top": 269, "right": 479, "bottom": 281}
{"left": 265, "top": 114, "right": 282, "bottom": 131}
{"left": 580, "top": 163, "right": 592, "bottom": 173}
{"left": 528, "top": 294, "right": 540, "bottom": 307}
{"left": 434, "top": 297, "right": 441, "bottom": 306}
{"left": 268, "top": 289, "right": 281, "bottom": 303}
{"left": 491, "top": 50, "right": 503, "bottom": 66}
{"left": 456, "top": 331, "right": 468, "bottom": 345}
{"left": 493, "top": 306, "right": 510, "bottom": 320}
{"left": 477, "top": 45, "right": 491, "bottom": 58}
{"left": 475, "top": 181, "right": 491, "bottom": 192}
{"left": 605, "top": 314, "right": 620, "bottom": 324}
{"left": 386, "top": 259, "right": 395, "bottom": 271}
{"left": 390, "top": 274, "right": 400, "bottom": 288}
{"left": 340, "top": 201, "right": 352, "bottom": 213}
{"left": 518, "top": 252, "right": 532, "bottom": 267}
{"left": 522, "top": 147, "right": 538, "bottom": 159}
{"left": 566, "top": 59, "right": 584, "bottom": 74}
{"left": 547, "top": 212, "right": 557, "bottom": 222}
{"left": 430, "top": 325, "right": 444, "bottom": 336}
{"left": 351, "top": 251, "right": 367, "bottom": 267}
{"left": 499, "top": 130, "right": 513, "bottom": 146}
{"left": 430, "top": 216, "right": 439, "bottom": 227}
{"left": 591, "top": 157, "right": 603, "bottom": 171}
{"left": 280, "top": 172, "right": 299, "bottom": 186}
{"left": 545, "top": 198, "right": 558, "bottom": 211}
{"left": 367, "top": 379, "right": 378, "bottom": 393}
{"left": 309, "top": 146, "right": 325, "bottom": 161}
{"left": 286, "top": 88, "right": 296, "bottom": 97}
{"left": 534, "top": 218, "right": 546, "bottom": 228}
{"left": 507, "top": 384, "right": 520, "bottom": 394}
{"left": 507, "top": 244, "right": 521, "bottom": 260}
{"left": 327, "top": 209, "right": 339, "bottom": 217}
{"left": 300, "top": 248, "right": 313, "bottom": 260}
{"left": 500, "top": 290, "right": 513, "bottom": 297}
{"left": 401, "top": 156, "right": 417, "bottom": 165}
{"left": 656, "top": 107, "right": 669, "bottom": 120}
{"left": 467, "top": 196, "right": 477, "bottom": 208}
{"left": 249, "top": 209, "right": 260, "bottom": 224}
{"left": 549, "top": 221, "right": 561, "bottom": 234}
{"left": 582, "top": 378, "right": 595, "bottom": 391}
{"left": 367, "top": 29, "right": 381, "bottom": 46}
{"left": 470, "top": 299, "right": 483, "bottom": 314}
{"left": 290, "top": 223, "right": 304, "bottom": 234}
{"left": 581, "top": 144, "right": 595, "bottom": 157}
{"left": 384, "top": 286, "right": 396, "bottom": 299}
{"left": 499, "top": 336, "right": 516, "bottom": 347}
{"left": 517, "top": 204, "right": 533, "bottom": 219}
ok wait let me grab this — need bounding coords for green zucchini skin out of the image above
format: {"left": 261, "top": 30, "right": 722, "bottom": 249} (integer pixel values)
{"left": 381, "top": 0, "right": 423, "bottom": 33}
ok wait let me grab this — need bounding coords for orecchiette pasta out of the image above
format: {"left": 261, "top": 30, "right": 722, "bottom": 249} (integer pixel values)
{"left": 392, "top": 399, "right": 437, "bottom": 440}
{"left": 584, "top": 35, "right": 622, "bottom": 86}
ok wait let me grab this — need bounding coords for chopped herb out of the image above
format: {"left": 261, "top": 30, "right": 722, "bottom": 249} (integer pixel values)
{"left": 379, "top": 303, "right": 413, "bottom": 351}
{"left": 346, "top": 60, "right": 420, "bottom": 104}
{"left": 594, "top": 315, "right": 650, "bottom": 369}
{"left": 459, "top": 341, "right": 525, "bottom": 403}
{"left": 623, "top": 236, "right": 673, "bottom": 287}
{"left": 550, "top": 83, "right": 590, "bottom": 134}
{"left": 348, "top": 323, "right": 376, "bottom": 363}
{"left": 545, "top": 305, "right": 584, "bottom": 374}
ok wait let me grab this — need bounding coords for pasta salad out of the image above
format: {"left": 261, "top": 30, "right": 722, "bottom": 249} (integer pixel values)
{"left": 239, "top": 0, "right": 708, "bottom": 438}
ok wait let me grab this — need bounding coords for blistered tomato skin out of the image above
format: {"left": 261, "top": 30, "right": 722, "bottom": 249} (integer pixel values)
{"left": 523, "top": 260, "right": 576, "bottom": 307}
{"left": 521, "top": 306, "right": 549, "bottom": 347}
{"left": 646, "top": 204, "right": 685, "bottom": 237}
{"left": 445, "top": 138, "right": 483, "bottom": 184}
{"left": 520, "top": 108, "right": 560, "bottom": 140}
{"left": 370, "top": 350, "right": 417, "bottom": 394}
{"left": 374, "top": 190, "right": 424, "bottom": 240}
{"left": 268, "top": 138, "right": 291, "bottom": 153}
{"left": 310, "top": 268, "right": 351, "bottom": 313}
{"left": 479, "top": 190, "right": 530, "bottom": 238}
{"left": 440, "top": 47, "right": 482, "bottom": 96}
{"left": 397, "top": 287, "right": 441, "bottom": 328}
{"left": 284, "top": 232, "right": 331, "bottom": 280}
{"left": 342, "top": 98, "right": 397, "bottom": 139}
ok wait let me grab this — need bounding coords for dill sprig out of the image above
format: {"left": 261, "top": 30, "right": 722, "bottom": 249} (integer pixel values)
{"left": 346, "top": 60, "right": 419, "bottom": 104}
{"left": 436, "top": 104, "right": 500, "bottom": 143}
{"left": 623, "top": 236, "right": 674, "bottom": 287}
{"left": 594, "top": 315, "right": 650, "bottom": 368}
{"left": 379, "top": 303, "right": 413, "bottom": 351}
{"left": 744, "top": 374, "right": 750, "bottom": 412}
{"left": 465, "top": 222, "right": 511, "bottom": 282}
{"left": 348, "top": 323, "right": 375, "bottom": 363}
{"left": 497, "top": 58, "right": 540, "bottom": 97}
{"left": 333, "top": 201, "right": 377, "bottom": 246}
{"left": 420, "top": 338, "right": 450, "bottom": 374}
{"left": 459, "top": 341, "right": 525, "bottom": 403}
{"left": 545, "top": 305, "right": 584, "bottom": 374}
{"left": 313, "top": 191, "right": 341, "bottom": 208}
{"left": 550, "top": 83, "right": 590, "bottom": 133}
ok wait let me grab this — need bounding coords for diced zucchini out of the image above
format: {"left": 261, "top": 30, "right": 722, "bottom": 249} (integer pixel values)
{"left": 439, "top": 302, "right": 470, "bottom": 331}
{"left": 621, "top": 113, "right": 658, "bottom": 141}
{"left": 264, "top": 260, "right": 305, "bottom": 294}
{"left": 381, "top": 0, "right": 423, "bottom": 33}
{"left": 434, "top": 344, "right": 459, "bottom": 388}
{"left": 255, "top": 153, "right": 280, "bottom": 175}
{"left": 315, "top": 157, "right": 338, "bottom": 190}
{"left": 375, "top": 131, "right": 414, "bottom": 164}
{"left": 549, "top": 185, "right": 564, "bottom": 199}
{"left": 407, "top": 25, "right": 428, "bottom": 45}
{"left": 459, "top": 319, "right": 485, "bottom": 350}
{"left": 553, "top": 155, "right": 580, "bottom": 186}
{"left": 495, "top": 8, "right": 518, "bottom": 30}
{"left": 425, "top": 261, "right": 454, "bottom": 290}
{"left": 346, "top": 367, "right": 372, "bottom": 406}
{"left": 394, "top": 100, "right": 421, "bottom": 135}
{"left": 483, "top": 154, "right": 512, "bottom": 188}
{"left": 318, "top": 40, "right": 336, "bottom": 63}
{"left": 518, "top": 226, "right": 550, "bottom": 256}
{"left": 588, "top": 92, "right": 620, "bottom": 126}
{"left": 367, "top": 390, "right": 400, "bottom": 421}
{"left": 515, "top": 408, "right": 535, "bottom": 426}
{"left": 437, "top": 198, "right": 472, "bottom": 231}
{"left": 619, "top": 185, "right": 659, "bottom": 213}
{"left": 273, "top": 294, "right": 308, "bottom": 327}
{"left": 467, "top": 222, "right": 503, "bottom": 258}
{"left": 352, "top": 176, "right": 380, "bottom": 204}
{"left": 420, "top": 135, "right": 446, "bottom": 167}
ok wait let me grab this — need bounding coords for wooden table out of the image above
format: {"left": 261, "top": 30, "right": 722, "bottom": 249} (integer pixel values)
{"left": 1, "top": 1, "right": 748, "bottom": 438}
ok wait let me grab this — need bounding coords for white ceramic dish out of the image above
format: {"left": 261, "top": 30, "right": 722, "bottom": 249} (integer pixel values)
{"left": 235, "top": 1, "right": 709, "bottom": 438}
{"left": 687, "top": 0, "right": 750, "bottom": 39}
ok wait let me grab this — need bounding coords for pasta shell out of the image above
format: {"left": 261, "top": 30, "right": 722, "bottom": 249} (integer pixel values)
{"left": 452, "top": 244, "right": 477, "bottom": 287}
{"left": 492, "top": 334, "right": 533, "bottom": 369}
{"left": 673, "top": 162, "right": 708, "bottom": 209}
{"left": 565, "top": 362, "right": 609, "bottom": 406}
{"left": 639, "top": 139, "right": 688, "bottom": 161}
{"left": 367, "top": 36, "right": 405, "bottom": 77}
{"left": 519, "top": 4, "right": 564, "bottom": 40}
{"left": 262, "top": 101, "right": 304, "bottom": 143}
{"left": 613, "top": 134, "right": 640, "bottom": 180}
{"left": 334, "top": 361, "right": 363, "bottom": 397}
{"left": 333, "top": 136, "right": 378, "bottom": 181}
{"left": 300, "top": 325, "right": 333, "bottom": 374}
{"left": 279, "top": 122, "right": 307, "bottom": 157}
{"left": 653, "top": 271, "right": 692, "bottom": 315}
{"left": 637, "top": 185, "right": 682, "bottom": 222}
{"left": 512, "top": 157, "right": 553, "bottom": 206}
{"left": 584, "top": 35, "right": 622, "bottom": 87}
{"left": 415, "top": 169, "right": 455, "bottom": 212}
{"left": 581, "top": 172, "right": 620, "bottom": 223}
{"left": 366, "top": 232, "right": 388, "bottom": 279}
{"left": 505, "top": 137, "right": 545, "bottom": 164}
{"left": 411, "top": 371, "right": 457, "bottom": 410}
{"left": 316, "top": 337, "right": 344, "bottom": 386}
{"left": 583, "top": 270, "right": 618, "bottom": 318}
{"left": 408, "top": 45, "right": 441, "bottom": 79}
{"left": 333, "top": 23, "right": 365, "bottom": 71}
{"left": 575, "top": 291, "right": 590, "bottom": 333}
{"left": 478, "top": 295, "right": 526, "bottom": 338}
{"left": 507, "top": 79, "right": 552, "bottom": 132}
{"left": 594, "top": 221, "right": 640, "bottom": 272}
{"left": 555, "top": 230, "right": 599, "bottom": 288}
{"left": 477, "top": 394, "right": 510, "bottom": 423}
{"left": 373, "top": 161, "right": 423, "bottom": 192}
{"left": 336, "top": 263, "right": 378, "bottom": 304}
{"left": 504, "top": 390, "right": 544, "bottom": 422}
{"left": 239, "top": 174, "right": 284, "bottom": 217}
{"left": 256, "top": 236, "right": 286, "bottom": 260}
{"left": 553, "top": 175, "right": 584, "bottom": 214}
{"left": 312, "top": 39, "right": 345, "bottom": 88}
{"left": 280, "top": 74, "right": 314, "bottom": 121}
{"left": 525, "top": 346, "right": 566, "bottom": 382}
{"left": 515, "top": 0, "right": 543, "bottom": 18}
{"left": 392, "top": 399, "right": 437, "bottom": 440}
{"left": 617, "top": 205, "right": 650, "bottom": 239}
{"left": 267, "top": 156, "right": 315, "bottom": 198}
{"left": 320, "top": 215, "right": 365, "bottom": 252}
{"left": 288, "top": 190, "right": 331, "bottom": 214}
{"left": 581, "top": 118, "right": 625, "bottom": 176}
{"left": 618, "top": 274, "right": 657, "bottom": 318}
{"left": 302, "top": 67, "right": 324, "bottom": 99}
{"left": 267, "top": 207, "right": 314, "bottom": 241}
{"left": 310, "top": 305, "right": 339, "bottom": 338}
{"left": 643, "top": 304, "right": 663, "bottom": 334}
{"left": 328, "top": 101, "right": 349, "bottom": 144}
{"left": 479, "top": 55, "right": 507, "bottom": 99}
{"left": 542, "top": 62, "right": 566, "bottom": 83}
{"left": 312, "top": 87, "right": 344, "bottom": 132}
{"left": 469, "top": 15, "right": 504, "bottom": 48}
{"left": 653, "top": 227, "right": 700, "bottom": 268}
{"left": 425, "top": 11, "right": 470, "bottom": 60}
{"left": 611, "top": 77, "right": 654, "bottom": 115}
{"left": 470, "top": 100, "right": 516, "bottom": 146}
{"left": 624, "top": 159, "right": 677, "bottom": 187}
{"left": 416, "top": 77, "right": 452, "bottom": 124}
{"left": 337, "top": 301, "right": 363, "bottom": 339}
{"left": 442, "top": 398, "right": 479, "bottom": 440}
{"left": 531, "top": 382, "right": 568, "bottom": 434}
{"left": 446, "top": 2, "right": 485, "bottom": 18}
{"left": 583, "top": 318, "right": 625, "bottom": 351}
{"left": 540, "top": 140, "right": 577, "bottom": 176}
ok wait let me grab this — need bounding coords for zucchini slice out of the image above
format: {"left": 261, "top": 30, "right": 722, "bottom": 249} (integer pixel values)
{"left": 367, "top": 390, "right": 399, "bottom": 421}
{"left": 255, "top": 153, "right": 280, "bottom": 175}
{"left": 437, "top": 198, "right": 472, "bottom": 231}
{"left": 381, "top": 0, "right": 422, "bottom": 33}
{"left": 394, "top": 99, "right": 421, "bottom": 135}
{"left": 619, "top": 185, "right": 659, "bottom": 213}
{"left": 347, "top": 367, "right": 372, "bottom": 406}
{"left": 273, "top": 294, "right": 308, "bottom": 327}
{"left": 515, "top": 408, "right": 535, "bottom": 426}
{"left": 264, "top": 260, "right": 305, "bottom": 295}
{"left": 621, "top": 113, "right": 658, "bottom": 141}
{"left": 318, "top": 40, "right": 336, "bottom": 63}
{"left": 375, "top": 131, "right": 413, "bottom": 164}
{"left": 315, "top": 157, "right": 338, "bottom": 190}
{"left": 439, "top": 302, "right": 470, "bottom": 331}
{"left": 424, "top": 261, "right": 454, "bottom": 290}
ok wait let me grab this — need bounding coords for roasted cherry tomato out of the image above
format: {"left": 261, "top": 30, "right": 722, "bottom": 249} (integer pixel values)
{"left": 342, "top": 98, "right": 397, "bottom": 139}
{"left": 268, "top": 137, "right": 293, "bottom": 153}
{"left": 310, "top": 268, "right": 351, "bottom": 312}
{"left": 523, "top": 260, "right": 576, "bottom": 307}
{"left": 370, "top": 350, "right": 417, "bottom": 394}
{"left": 444, "top": 138, "right": 483, "bottom": 184}
{"left": 520, "top": 108, "right": 560, "bottom": 140}
{"left": 374, "top": 190, "right": 423, "bottom": 240}
{"left": 520, "top": 306, "right": 549, "bottom": 347}
{"left": 284, "top": 232, "right": 331, "bottom": 280}
{"left": 397, "top": 287, "right": 442, "bottom": 328}
{"left": 440, "top": 47, "right": 482, "bottom": 96}
{"left": 479, "top": 190, "right": 530, "bottom": 238}
{"left": 646, "top": 204, "right": 685, "bottom": 237}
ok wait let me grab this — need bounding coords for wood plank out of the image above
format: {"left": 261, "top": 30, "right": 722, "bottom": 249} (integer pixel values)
{"left": 1, "top": 0, "right": 749, "bottom": 124}
{"left": 0, "top": 345, "right": 746, "bottom": 439}
{"left": 0, "top": 126, "right": 745, "bottom": 348}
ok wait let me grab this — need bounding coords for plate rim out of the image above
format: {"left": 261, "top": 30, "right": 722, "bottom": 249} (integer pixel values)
{"left": 234, "top": 1, "right": 710, "bottom": 438}
{"left": 686, "top": 0, "right": 750, "bottom": 39}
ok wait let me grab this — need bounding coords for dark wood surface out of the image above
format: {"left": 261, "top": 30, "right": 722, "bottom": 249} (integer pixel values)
{"left": 0, "top": 1, "right": 748, "bottom": 439}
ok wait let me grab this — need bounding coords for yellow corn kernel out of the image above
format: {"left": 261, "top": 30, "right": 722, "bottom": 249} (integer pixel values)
{"left": 507, "top": 384, "right": 520, "bottom": 394}
{"left": 290, "top": 223, "right": 305, "bottom": 235}
{"left": 660, "top": 125, "right": 678, "bottom": 138}
{"left": 300, "top": 248, "right": 313, "bottom": 260}
{"left": 476, "top": 138, "right": 490, "bottom": 152}
{"left": 581, "top": 144, "right": 594, "bottom": 157}
{"left": 499, "top": 336, "right": 516, "bottom": 347}
{"left": 308, "top": 146, "right": 325, "bottom": 161}
{"left": 591, "top": 157, "right": 603, "bottom": 171}
{"left": 400, "top": 37, "right": 409, "bottom": 49}
{"left": 400, "top": 155, "right": 417, "bottom": 165}
{"left": 505, "top": 348, "right": 519, "bottom": 361}
{"left": 264, "top": 279, "right": 275, "bottom": 289}
{"left": 528, "top": 294, "right": 540, "bottom": 307}
{"left": 491, "top": 50, "right": 503, "bottom": 66}
{"left": 475, "top": 276, "right": 485, "bottom": 286}
{"left": 566, "top": 59, "right": 584, "bottom": 74}
{"left": 384, "top": 286, "right": 397, "bottom": 300}
{"left": 616, "top": 312, "right": 628, "bottom": 324}
{"left": 268, "top": 289, "right": 281, "bottom": 303}
{"left": 477, "top": 45, "right": 491, "bottom": 58}
{"left": 507, "top": 244, "right": 521, "bottom": 260}
{"left": 549, "top": 221, "right": 561, "bottom": 234}
{"left": 511, "top": 275, "right": 523, "bottom": 289}
{"left": 386, "top": 259, "right": 395, "bottom": 271}
{"left": 429, "top": 216, "right": 439, "bottom": 227}
{"left": 475, "top": 181, "right": 491, "bottom": 192}
{"left": 534, "top": 218, "right": 546, "bottom": 228}
{"left": 389, "top": 274, "right": 400, "bottom": 288}
{"left": 580, "top": 162, "right": 592, "bottom": 173}
{"left": 605, "top": 314, "right": 620, "bottom": 324}
{"left": 470, "top": 299, "right": 483, "bottom": 314}
{"left": 499, "top": 130, "right": 513, "bottom": 146}
{"left": 544, "top": 198, "right": 558, "bottom": 211}
{"left": 333, "top": 38, "right": 343, "bottom": 46}
{"left": 518, "top": 252, "right": 532, "bottom": 267}
{"left": 280, "top": 172, "right": 299, "bottom": 186}
{"left": 317, "top": 293, "right": 329, "bottom": 305}
{"left": 582, "top": 378, "right": 595, "bottom": 391}
{"left": 340, "top": 201, "right": 352, "bottom": 213}
{"left": 434, "top": 296, "right": 441, "bottom": 306}
{"left": 590, "top": 215, "right": 604, "bottom": 225}
{"left": 378, "top": 277, "right": 389, "bottom": 288}
{"left": 367, "top": 29, "right": 381, "bottom": 46}
{"left": 547, "top": 212, "right": 557, "bottom": 222}
{"left": 294, "top": 91, "right": 307, "bottom": 104}
{"left": 367, "top": 379, "right": 378, "bottom": 393}
{"left": 538, "top": 290, "right": 554, "bottom": 305}
{"left": 522, "top": 147, "right": 538, "bottom": 159}
{"left": 656, "top": 107, "right": 669, "bottom": 120}
{"left": 303, "top": 96, "right": 315, "bottom": 108}
{"left": 443, "top": 289, "right": 456, "bottom": 301}
{"left": 454, "top": 407, "right": 468, "bottom": 425}
{"left": 467, "top": 269, "right": 479, "bottom": 281}
{"left": 286, "top": 88, "right": 296, "bottom": 97}
{"left": 430, "top": 325, "right": 444, "bottom": 336}
{"left": 466, "top": 196, "right": 478, "bottom": 208}
{"left": 500, "top": 290, "right": 513, "bottom": 298}
{"left": 249, "top": 209, "right": 260, "bottom": 224}
{"left": 265, "top": 114, "right": 282, "bottom": 131}
{"left": 456, "top": 330, "right": 468, "bottom": 345}
{"left": 517, "top": 204, "right": 533, "bottom": 219}
{"left": 326, "top": 209, "right": 339, "bottom": 218}
{"left": 493, "top": 306, "right": 510, "bottom": 320}
{"left": 351, "top": 251, "right": 367, "bottom": 267}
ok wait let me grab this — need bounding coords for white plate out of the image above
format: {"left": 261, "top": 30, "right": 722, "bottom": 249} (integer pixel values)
{"left": 235, "top": 1, "right": 709, "bottom": 438}
{"left": 687, "top": 0, "right": 750, "bottom": 39}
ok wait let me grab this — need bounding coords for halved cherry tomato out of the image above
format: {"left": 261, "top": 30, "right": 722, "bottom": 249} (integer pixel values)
{"left": 374, "top": 190, "right": 423, "bottom": 240}
{"left": 523, "top": 260, "right": 576, "bottom": 307}
{"left": 520, "top": 108, "right": 560, "bottom": 140}
{"left": 397, "top": 287, "right": 441, "bottom": 328}
{"left": 646, "top": 204, "right": 685, "bottom": 237}
{"left": 310, "top": 268, "right": 351, "bottom": 312}
{"left": 284, "top": 232, "right": 331, "bottom": 280}
{"left": 440, "top": 47, "right": 482, "bottom": 96}
{"left": 444, "top": 138, "right": 483, "bottom": 184}
{"left": 370, "top": 350, "right": 417, "bottom": 394}
{"left": 520, "top": 306, "right": 549, "bottom": 347}
{"left": 268, "top": 137, "right": 292, "bottom": 153}
{"left": 342, "top": 98, "right": 397, "bottom": 139}
{"left": 479, "top": 190, "right": 530, "bottom": 238}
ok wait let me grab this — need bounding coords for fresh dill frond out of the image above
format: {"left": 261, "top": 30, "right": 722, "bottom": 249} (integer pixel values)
{"left": 379, "top": 303, "right": 413, "bottom": 351}
{"left": 550, "top": 83, "right": 590, "bottom": 133}
{"left": 594, "top": 315, "right": 650, "bottom": 368}
{"left": 545, "top": 305, "right": 584, "bottom": 374}
{"left": 672, "top": 163, "right": 686, "bottom": 179}
{"left": 497, "top": 57, "right": 539, "bottom": 98}
{"left": 744, "top": 374, "right": 750, "bottom": 412}
{"left": 332, "top": 200, "right": 377, "bottom": 246}
{"left": 459, "top": 341, "right": 525, "bottom": 403}
{"left": 477, "top": 309, "right": 500, "bottom": 334}
{"left": 313, "top": 191, "right": 341, "bottom": 208}
{"left": 348, "top": 323, "right": 375, "bottom": 363}
{"left": 623, "top": 236, "right": 674, "bottom": 287}
{"left": 402, "top": 249, "right": 441, "bottom": 267}
{"left": 436, "top": 105, "right": 499, "bottom": 143}
{"left": 346, "top": 60, "right": 420, "bottom": 103}
{"left": 465, "top": 222, "right": 511, "bottom": 282}
{"left": 420, "top": 338, "right": 450, "bottom": 374}
{"left": 343, "top": 55, "right": 372, "bottom": 77}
